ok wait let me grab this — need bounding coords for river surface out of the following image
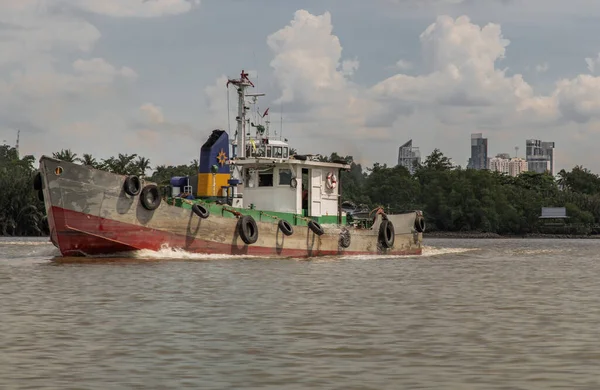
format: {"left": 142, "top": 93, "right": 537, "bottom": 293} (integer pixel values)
{"left": 1, "top": 237, "right": 599, "bottom": 389}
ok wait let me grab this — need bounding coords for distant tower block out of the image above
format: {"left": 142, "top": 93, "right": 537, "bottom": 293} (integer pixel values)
{"left": 515, "top": 146, "right": 519, "bottom": 158}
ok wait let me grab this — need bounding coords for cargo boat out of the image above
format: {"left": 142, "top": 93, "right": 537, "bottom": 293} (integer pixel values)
{"left": 34, "top": 70, "right": 425, "bottom": 258}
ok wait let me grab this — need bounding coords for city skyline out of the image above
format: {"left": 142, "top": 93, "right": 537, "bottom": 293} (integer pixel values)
{"left": 459, "top": 132, "right": 556, "bottom": 176}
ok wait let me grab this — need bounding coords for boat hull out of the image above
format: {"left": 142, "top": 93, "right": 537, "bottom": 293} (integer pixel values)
{"left": 38, "top": 157, "right": 423, "bottom": 258}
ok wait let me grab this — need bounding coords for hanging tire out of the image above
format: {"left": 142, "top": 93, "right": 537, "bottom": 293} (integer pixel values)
{"left": 238, "top": 215, "right": 258, "bottom": 245}
{"left": 415, "top": 216, "right": 426, "bottom": 233}
{"left": 379, "top": 219, "right": 395, "bottom": 248}
{"left": 124, "top": 175, "right": 141, "bottom": 196}
{"left": 33, "top": 172, "right": 42, "bottom": 191}
{"left": 192, "top": 204, "right": 210, "bottom": 219}
{"left": 308, "top": 220, "right": 324, "bottom": 236}
{"left": 278, "top": 219, "right": 293, "bottom": 236}
{"left": 339, "top": 228, "right": 351, "bottom": 248}
{"left": 140, "top": 184, "right": 161, "bottom": 210}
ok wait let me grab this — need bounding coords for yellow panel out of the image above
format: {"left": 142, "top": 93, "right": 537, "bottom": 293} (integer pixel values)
{"left": 197, "top": 173, "right": 230, "bottom": 197}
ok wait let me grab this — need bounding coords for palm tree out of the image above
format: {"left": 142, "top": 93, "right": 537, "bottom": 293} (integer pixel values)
{"left": 135, "top": 156, "right": 151, "bottom": 178}
{"left": 52, "top": 149, "right": 78, "bottom": 162}
{"left": 78, "top": 153, "right": 98, "bottom": 168}
{"left": 556, "top": 169, "right": 569, "bottom": 191}
{"left": 101, "top": 153, "right": 137, "bottom": 175}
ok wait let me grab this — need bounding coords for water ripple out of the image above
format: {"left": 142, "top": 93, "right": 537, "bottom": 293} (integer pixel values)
{"left": 1, "top": 237, "right": 600, "bottom": 389}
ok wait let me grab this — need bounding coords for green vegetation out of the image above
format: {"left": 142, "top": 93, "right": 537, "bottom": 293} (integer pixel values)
{"left": 3, "top": 145, "right": 600, "bottom": 236}
{"left": 330, "top": 150, "right": 600, "bottom": 235}
{"left": 0, "top": 145, "right": 47, "bottom": 236}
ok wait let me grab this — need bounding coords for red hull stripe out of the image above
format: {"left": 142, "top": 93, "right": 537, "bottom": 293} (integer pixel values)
{"left": 50, "top": 206, "right": 422, "bottom": 258}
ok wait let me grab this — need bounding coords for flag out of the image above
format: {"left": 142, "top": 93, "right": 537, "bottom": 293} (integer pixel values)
{"left": 262, "top": 107, "right": 269, "bottom": 118}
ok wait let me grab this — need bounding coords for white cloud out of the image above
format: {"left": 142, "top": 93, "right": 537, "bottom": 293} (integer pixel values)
{"left": 369, "top": 15, "right": 549, "bottom": 127}
{"left": 585, "top": 54, "right": 600, "bottom": 74}
{"left": 140, "top": 103, "right": 165, "bottom": 124}
{"left": 0, "top": 0, "right": 198, "bottom": 164}
{"left": 535, "top": 62, "right": 549, "bottom": 73}
{"left": 395, "top": 59, "right": 412, "bottom": 70}
{"left": 64, "top": 0, "right": 200, "bottom": 18}
{"left": 266, "top": 10, "right": 359, "bottom": 108}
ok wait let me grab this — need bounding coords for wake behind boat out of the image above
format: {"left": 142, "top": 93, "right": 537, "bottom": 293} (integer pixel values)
{"left": 34, "top": 70, "right": 425, "bottom": 258}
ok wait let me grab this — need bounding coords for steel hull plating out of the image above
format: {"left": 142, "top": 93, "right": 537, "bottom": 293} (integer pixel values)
{"left": 39, "top": 157, "right": 423, "bottom": 258}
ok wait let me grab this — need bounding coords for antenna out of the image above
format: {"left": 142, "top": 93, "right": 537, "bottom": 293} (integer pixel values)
{"left": 280, "top": 102, "right": 283, "bottom": 141}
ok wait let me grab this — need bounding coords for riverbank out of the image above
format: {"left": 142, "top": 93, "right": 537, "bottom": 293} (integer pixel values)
{"left": 425, "top": 231, "right": 600, "bottom": 239}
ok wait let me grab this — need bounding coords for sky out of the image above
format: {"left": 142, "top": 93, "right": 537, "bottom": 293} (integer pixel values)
{"left": 2, "top": 0, "right": 600, "bottom": 173}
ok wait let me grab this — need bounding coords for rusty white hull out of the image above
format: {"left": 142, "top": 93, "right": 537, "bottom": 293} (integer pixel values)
{"left": 38, "top": 157, "right": 423, "bottom": 258}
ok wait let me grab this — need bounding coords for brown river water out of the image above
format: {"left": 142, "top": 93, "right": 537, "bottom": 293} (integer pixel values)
{"left": 1, "top": 237, "right": 599, "bottom": 389}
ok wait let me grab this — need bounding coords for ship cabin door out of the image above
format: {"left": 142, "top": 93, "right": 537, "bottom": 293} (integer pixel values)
{"left": 309, "top": 168, "right": 322, "bottom": 217}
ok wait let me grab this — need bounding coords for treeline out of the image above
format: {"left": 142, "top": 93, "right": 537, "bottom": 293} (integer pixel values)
{"left": 51, "top": 149, "right": 198, "bottom": 184}
{"left": 327, "top": 149, "right": 600, "bottom": 235}
{"left": 3, "top": 145, "right": 600, "bottom": 236}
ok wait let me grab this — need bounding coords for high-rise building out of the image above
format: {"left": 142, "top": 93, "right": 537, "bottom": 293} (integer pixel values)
{"left": 489, "top": 154, "right": 528, "bottom": 177}
{"left": 509, "top": 157, "right": 528, "bottom": 177}
{"left": 489, "top": 156, "right": 510, "bottom": 174}
{"left": 467, "top": 133, "right": 488, "bottom": 170}
{"left": 397, "top": 139, "right": 421, "bottom": 174}
{"left": 526, "top": 139, "right": 555, "bottom": 175}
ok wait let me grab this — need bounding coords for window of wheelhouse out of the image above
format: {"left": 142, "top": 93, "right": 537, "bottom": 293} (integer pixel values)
{"left": 273, "top": 146, "right": 282, "bottom": 158}
{"left": 283, "top": 147, "right": 289, "bottom": 159}
{"left": 266, "top": 146, "right": 272, "bottom": 158}
{"left": 258, "top": 168, "right": 274, "bottom": 187}
{"left": 278, "top": 168, "right": 292, "bottom": 186}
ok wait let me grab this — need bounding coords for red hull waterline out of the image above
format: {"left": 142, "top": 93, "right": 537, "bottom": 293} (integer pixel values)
{"left": 50, "top": 207, "right": 422, "bottom": 258}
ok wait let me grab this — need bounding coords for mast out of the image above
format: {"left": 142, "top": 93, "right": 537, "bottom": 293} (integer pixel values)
{"left": 226, "top": 70, "right": 254, "bottom": 159}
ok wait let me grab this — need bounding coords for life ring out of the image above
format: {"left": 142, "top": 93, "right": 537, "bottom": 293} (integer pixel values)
{"left": 192, "top": 204, "right": 210, "bottom": 219}
{"left": 308, "top": 220, "right": 324, "bottom": 236}
{"left": 124, "top": 175, "right": 141, "bottom": 196}
{"left": 140, "top": 184, "right": 161, "bottom": 210}
{"left": 326, "top": 172, "right": 337, "bottom": 189}
{"left": 290, "top": 177, "right": 298, "bottom": 189}
{"left": 378, "top": 219, "right": 395, "bottom": 248}
{"left": 278, "top": 219, "right": 294, "bottom": 236}
{"left": 238, "top": 215, "right": 258, "bottom": 244}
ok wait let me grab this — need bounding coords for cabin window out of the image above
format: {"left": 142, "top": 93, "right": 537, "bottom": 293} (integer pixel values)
{"left": 278, "top": 169, "right": 292, "bottom": 186}
{"left": 273, "top": 147, "right": 282, "bottom": 158}
{"left": 266, "top": 146, "right": 272, "bottom": 158}
{"left": 258, "top": 168, "right": 274, "bottom": 187}
{"left": 283, "top": 147, "right": 288, "bottom": 158}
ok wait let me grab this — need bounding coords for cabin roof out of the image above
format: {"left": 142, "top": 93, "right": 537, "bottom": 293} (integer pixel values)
{"left": 229, "top": 157, "right": 350, "bottom": 170}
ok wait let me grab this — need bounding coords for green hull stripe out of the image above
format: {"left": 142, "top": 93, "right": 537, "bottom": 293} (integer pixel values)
{"left": 169, "top": 198, "right": 347, "bottom": 226}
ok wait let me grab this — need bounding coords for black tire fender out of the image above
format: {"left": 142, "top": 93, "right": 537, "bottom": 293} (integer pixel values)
{"left": 415, "top": 216, "right": 426, "bottom": 233}
{"left": 339, "top": 228, "right": 351, "bottom": 248}
{"left": 192, "top": 204, "right": 210, "bottom": 219}
{"left": 278, "top": 219, "right": 294, "bottom": 236}
{"left": 38, "top": 190, "right": 44, "bottom": 202}
{"left": 140, "top": 184, "right": 161, "bottom": 210}
{"left": 308, "top": 220, "right": 324, "bottom": 236}
{"left": 124, "top": 175, "right": 142, "bottom": 196}
{"left": 238, "top": 215, "right": 258, "bottom": 245}
{"left": 33, "top": 172, "right": 43, "bottom": 191}
{"left": 379, "top": 219, "right": 395, "bottom": 248}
